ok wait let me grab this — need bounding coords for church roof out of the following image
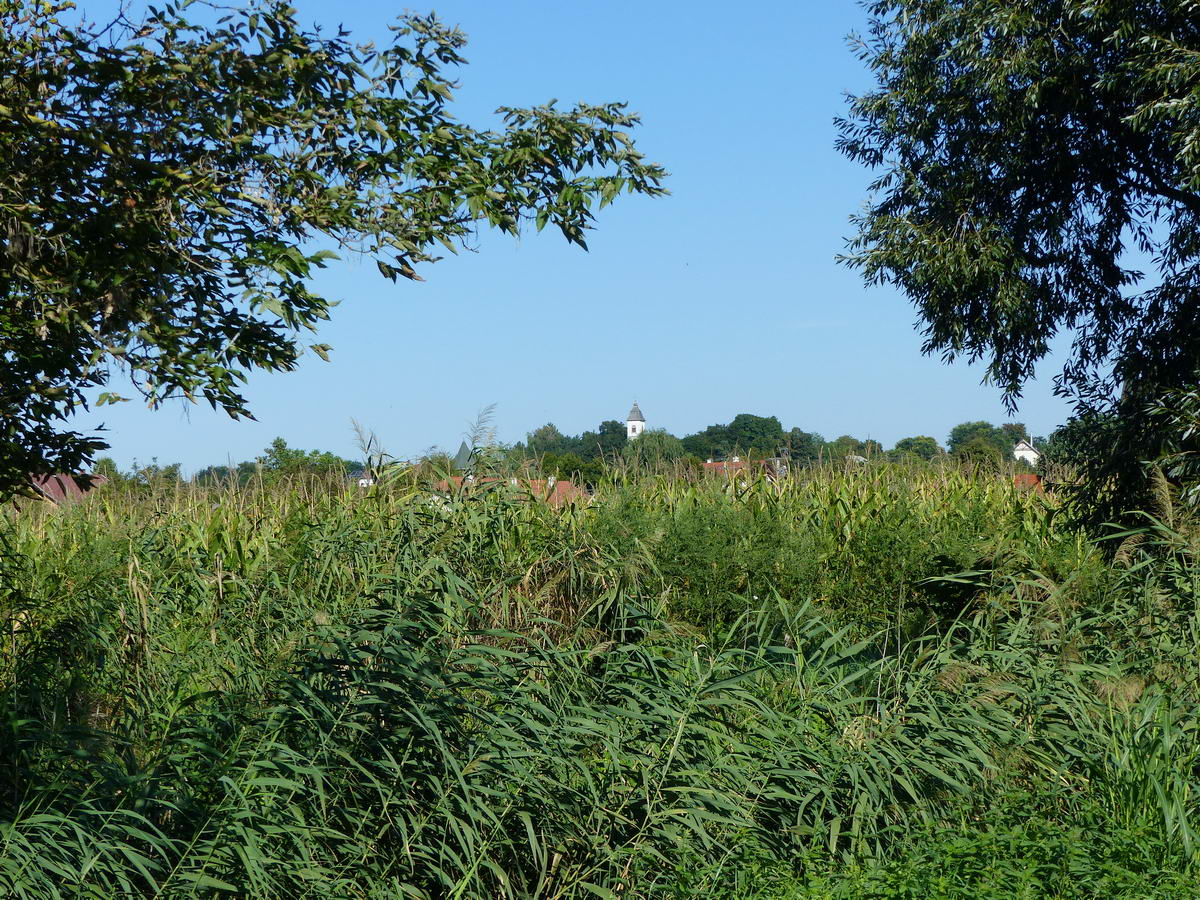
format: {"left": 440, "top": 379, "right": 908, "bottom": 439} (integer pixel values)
{"left": 452, "top": 441, "right": 474, "bottom": 471}
{"left": 626, "top": 401, "right": 645, "bottom": 423}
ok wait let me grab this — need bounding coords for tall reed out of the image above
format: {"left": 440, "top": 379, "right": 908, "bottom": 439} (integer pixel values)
{"left": 0, "top": 466, "right": 1194, "bottom": 896}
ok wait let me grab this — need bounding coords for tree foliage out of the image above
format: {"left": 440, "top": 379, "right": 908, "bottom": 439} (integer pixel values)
{"left": 839, "top": 0, "right": 1200, "bottom": 516}
{"left": 786, "top": 427, "right": 826, "bottom": 463}
{"left": 521, "top": 420, "right": 627, "bottom": 464}
{"left": 193, "top": 460, "right": 260, "bottom": 487}
{"left": 826, "top": 435, "right": 883, "bottom": 460}
{"left": 1001, "top": 423, "right": 1030, "bottom": 446}
{"left": 680, "top": 423, "right": 731, "bottom": 460}
{"left": 513, "top": 410, "right": 972, "bottom": 473}
{"left": 948, "top": 421, "right": 1013, "bottom": 458}
{"left": 526, "top": 423, "right": 568, "bottom": 456}
{"left": 725, "top": 413, "right": 785, "bottom": 456}
{"left": 954, "top": 436, "right": 1004, "bottom": 470}
{"left": 259, "top": 437, "right": 357, "bottom": 477}
{"left": 541, "top": 451, "right": 605, "bottom": 486}
{"left": 622, "top": 428, "right": 687, "bottom": 469}
{"left": 892, "top": 435, "right": 942, "bottom": 461}
{"left": 0, "top": 1, "right": 665, "bottom": 497}
{"left": 581, "top": 420, "right": 629, "bottom": 460}
{"left": 679, "top": 414, "right": 785, "bottom": 459}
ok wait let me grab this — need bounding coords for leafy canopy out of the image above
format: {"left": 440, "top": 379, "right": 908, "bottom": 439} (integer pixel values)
{"left": 725, "top": 413, "right": 786, "bottom": 456}
{"left": 827, "top": 435, "right": 883, "bottom": 460}
{"left": 515, "top": 419, "right": 627, "bottom": 464}
{"left": 680, "top": 414, "right": 785, "bottom": 459}
{"left": 948, "top": 421, "right": 1014, "bottom": 457}
{"left": 838, "top": 0, "right": 1200, "bottom": 513}
{"left": 786, "top": 427, "right": 825, "bottom": 463}
{"left": 622, "top": 428, "right": 687, "bottom": 467}
{"left": 0, "top": 1, "right": 665, "bottom": 497}
{"left": 258, "top": 437, "right": 356, "bottom": 477}
{"left": 892, "top": 435, "right": 941, "bottom": 461}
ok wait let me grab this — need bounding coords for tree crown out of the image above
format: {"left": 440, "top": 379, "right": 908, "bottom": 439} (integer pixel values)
{"left": 0, "top": 1, "right": 665, "bottom": 496}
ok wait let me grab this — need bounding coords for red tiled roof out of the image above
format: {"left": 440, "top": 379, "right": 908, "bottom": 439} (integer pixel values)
{"left": 434, "top": 476, "right": 587, "bottom": 507}
{"left": 703, "top": 459, "right": 748, "bottom": 473}
{"left": 30, "top": 473, "right": 107, "bottom": 504}
{"left": 1012, "top": 473, "right": 1044, "bottom": 494}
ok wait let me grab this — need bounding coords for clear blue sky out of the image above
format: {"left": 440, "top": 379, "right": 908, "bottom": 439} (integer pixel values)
{"left": 75, "top": 0, "right": 1074, "bottom": 473}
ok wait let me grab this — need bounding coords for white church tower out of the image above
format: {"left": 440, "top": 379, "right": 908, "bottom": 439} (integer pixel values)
{"left": 626, "top": 401, "right": 646, "bottom": 439}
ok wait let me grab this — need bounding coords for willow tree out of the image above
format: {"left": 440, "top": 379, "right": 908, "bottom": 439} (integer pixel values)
{"left": 838, "top": 0, "right": 1200, "bottom": 517}
{"left": 0, "top": 1, "right": 665, "bottom": 496}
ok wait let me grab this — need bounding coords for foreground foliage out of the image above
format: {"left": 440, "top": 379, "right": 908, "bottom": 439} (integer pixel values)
{"left": 839, "top": 0, "right": 1200, "bottom": 521}
{"left": 1, "top": 467, "right": 1197, "bottom": 896}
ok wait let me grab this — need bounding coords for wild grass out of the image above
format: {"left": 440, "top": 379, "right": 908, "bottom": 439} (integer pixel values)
{"left": 0, "top": 465, "right": 1196, "bottom": 897}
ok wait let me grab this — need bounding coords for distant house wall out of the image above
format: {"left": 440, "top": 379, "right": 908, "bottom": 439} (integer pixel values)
{"left": 1013, "top": 441, "right": 1040, "bottom": 466}
{"left": 27, "top": 473, "right": 107, "bottom": 505}
{"left": 702, "top": 457, "right": 787, "bottom": 479}
{"left": 434, "top": 476, "right": 586, "bottom": 508}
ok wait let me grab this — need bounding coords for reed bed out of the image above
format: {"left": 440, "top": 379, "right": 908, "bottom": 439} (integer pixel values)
{"left": 0, "top": 465, "right": 1196, "bottom": 897}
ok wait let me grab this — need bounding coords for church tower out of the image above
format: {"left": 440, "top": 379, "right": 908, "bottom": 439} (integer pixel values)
{"left": 626, "top": 401, "right": 646, "bottom": 439}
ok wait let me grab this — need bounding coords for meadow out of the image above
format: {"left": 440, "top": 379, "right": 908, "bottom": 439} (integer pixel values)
{"left": 1, "top": 465, "right": 1197, "bottom": 897}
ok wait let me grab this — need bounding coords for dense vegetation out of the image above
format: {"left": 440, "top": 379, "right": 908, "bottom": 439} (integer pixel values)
{"left": 510, "top": 412, "right": 1038, "bottom": 472}
{"left": 2, "top": 464, "right": 1196, "bottom": 897}
{"left": 114, "top": 414, "right": 1044, "bottom": 494}
{"left": 495, "top": 414, "right": 1047, "bottom": 484}
{"left": 6, "top": 3, "right": 1197, "bottom": 897}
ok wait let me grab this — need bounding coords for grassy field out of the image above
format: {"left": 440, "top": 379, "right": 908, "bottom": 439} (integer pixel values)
{"left": 1, "top": 465, "right": 1197, "bottom": 897}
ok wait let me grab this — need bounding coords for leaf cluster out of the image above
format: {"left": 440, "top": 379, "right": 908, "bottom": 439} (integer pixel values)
{"left": 0, "top": 1, "right": 665, "bottom": 496}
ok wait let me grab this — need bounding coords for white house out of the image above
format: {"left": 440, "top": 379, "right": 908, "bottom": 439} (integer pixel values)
{"left": 1013, "top": 439, "right": 1040, "bottom": 466}
{"left": 626, "top": 401, "right": 646, "bottom": 439}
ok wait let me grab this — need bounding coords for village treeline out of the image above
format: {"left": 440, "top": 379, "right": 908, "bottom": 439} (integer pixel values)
{"left": 0, "top": 0, "right": 664, "bottom": 499}
{"left": 515, "top": 414, "right": 1038, "bottom": 481}
{"left": 103, "top": 413, "right": 1042, "bottom": 488}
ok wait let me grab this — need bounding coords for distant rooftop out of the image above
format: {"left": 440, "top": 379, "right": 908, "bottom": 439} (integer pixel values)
{"left": 626, "top": 401, "right": 645, "bottom": 423}
{"left": 30, "top": 473, "right": 106, "bottom": 504}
